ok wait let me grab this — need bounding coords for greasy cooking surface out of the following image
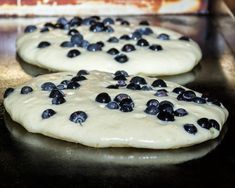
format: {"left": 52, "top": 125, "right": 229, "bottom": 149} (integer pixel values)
{"left": 0, "top": 15, "right": 235, "bottom": 187}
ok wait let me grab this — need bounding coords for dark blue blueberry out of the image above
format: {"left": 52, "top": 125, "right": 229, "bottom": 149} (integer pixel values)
{"left": 114, "top": 70, "right": 129, "bottom": 77}
{"left": 96, "top": 41, "right": 105, "bottom": 48}
{"left": 106, "top": 101, "right": 119, "bottom": 109}
{"left": 154, "top": 89, "right": 168, "bottom": 97}
{"left": 209, "top": 119, "right": 220, "bottom": 131}
{"left": 151, "top": 79, "right": 167, "bottom": 87}
{"left": 71, "top": 33, "right": 83, "bottom": 46}
{"left": 89, "top": 22, "right": 106, "bottom": 32}
{"left": 172, "top": 87, "right": 185, "bottom": 94}
{"left": 144, "top": 105, "right": 159, "bottom": 115}
{"left": 87, "top": 43, "right": 102, "bottom": 52}
{"left": 114, "top": 54, "right": 129, "bottom": 63}
{"left": 3, "top": 88, "right": 14, "bottom": 98}
{"left": 105, "top": 25, "right": 114, "bottom": 33}
{"left": 120, "top": 104, "right": 133, "bottom": 112}
{"left": 56, "top": 84, "right": 67, "bottom": 90}
{"left": 113, "top": 74, "right": 127, "bottom": 81}
{"left": 130, "top": 76, "right": 147, "bottom": 85}
{"left": 117, "top": 80, "right": 127, "bottom": 87}
{"left": 207, "top": 98, "right": 221, "bottom": 107}
{"left": 40, "top": 27, "right": 49, "bottom": 33}
{"left": 192, "top": 97, "right": 206, "bottom": 104}
{"left": 183, "top": 124, "right": 197, "bottom": 134}
{"left": 116, "top": 18, "right": 123, "bottom": 22}
{"left": 197, "top": 118, "right": 211, "bottom": 129}
{"left": 159, "top": 100, "right": 174, "bottom": 114}
{"left": 157, "top": 111, "right": 175, "bottom": 121}
{"left": 49, "top": 89, "right": 64, "bottom": 98}
{"left": 67, "top": 29, "right": 79, "bottom": 36}
{"left": 126, "top": 83, "right": 141, "bottom": 90}
{"left": 107, "top": 36, "right": 119, "bottom": 43}
{"left": 146, "top": 99, "right": 159, "bottom": 107}
{"left": 157, "top": 33, "right": 170, "bottom": 40}
{"left": 82, "top": 17, "right": 96, "bottom": 25}
{"left": 107, "top": 85, "right": 119, "bottom": 89}
{"left": 95, "top": 92, "right": 111, "bottom": 103}
{"left": 69, "top": 111, "right": 88, "bottom": 124}
{"left": 60, "top": 41, "right": 74, "bottom": 48}
{"left": 141, "top": 85, "right": 153, "bottom": 91}
{"left": 77, "top": 70, "right": 89, "bottom": 76}
{"left": 179, "top": 36, "right": 190, "bottom": 41}
{"left": 139, "top": 20, "right": 150, "bottom": 25}
{"left": 38, "top": 41, "right": 51, "bottom": 48}
{"left": 174, "top": 108, "right": 188, "bottom": 117}
{"left": 120, "top": 98, "right": 134, "bottom": 108}
{"left": 122, "top": 44, "right": 136, "bottom": 52}
{"left": 24, "top": 25, "right": 37, "bottom": 33}
{"left": 57, "top": 17, "right": 68, "bottom": 26}
{"left": 177, "top": 90, "right": 196, "bottom": 102}
{"left": 42, "top": 109, "right": 56, "bottom": 119}
{"left": 114, "top": 93, "right": 131, "bottom": 104}
{"left": 131, "top": 31, "right": 142, "bottom": 40}
{"left": 61, "top": 80, "right": 70, "bottom": 85}
{"left": 107, "top": 48, "right": 119, "bottom": 55}
{"left": 67, "top": 81, "right": 80, "bottom": 89}
{"left": 137, "top": 38, "right": 149, "bottom": 46}
{"left": 52, "top": 96, "right": 66, "bottom": 105}
{"left": 69, "top": 16, "right": 82, "bottom": 27}
{"left": 21, "top": 86, "right": 33, "bottom": 94}
{"left": 149, "top": 44, "right": 163, "bottom": 51}
{"left": 120, "top": 35, "right": 131, "bottom": 40}
{"left": 121, "top": 20, "right": 130, "bottom": 26}
{"left": 71, "top": 76, "right": 87, "bottom": 82}
{"left": 67, "top": 49, "right": 81, "bottom": 58}
{"left": 81, "top": 40, "right": 90, "bottom": 49}
{"left": 103, "top": 17, "right": 114, "bottom": 25}
{"left": 54, "top": 23, "right": 64, "bottom": 29}
{"left": 44, "top": 22, "right": 55, "bottom": 28}
{"left": 138, "top": 27, "right": 154, "bottom": 35}
{"left": 90, "top": 15, "right": 101, "bottom": 20}
{"left": 41, "top": 82, "right": 56, "bottom": 91}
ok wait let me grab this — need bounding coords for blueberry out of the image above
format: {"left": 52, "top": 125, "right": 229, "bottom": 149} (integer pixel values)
{"left": 89, "top": 22, "right": 106, "bottom": 32}
{"left": 130, "top": 76, "right": 147, "bottom": 85}
{"left": 146, "top": 99, "right": 159, "bottom": 107}
{"left": 49, "top": 89, "right": 64, "bottom": 98}
{"left": 38, "top": 41, "right": 51, "bottom": 48}
{"left": 114, "top": 70, "right": 129, "bottom": 77}
{"left": 87, "top": 43, "right": 102, "bottom": 52}
{"left": 21, "top": 86, "right": 33, "bottom": 94}
{"left": 158, "top": 100, "right": 174, "bottom": 114}
{"left": 106, "top": 101, "right": 119, "bottom": 109}
{"left": 56, "top": 84, "right": 66, "bottom": 90}
{"left": 126, "top": 83, "right": 141, "bottom": 90}
{"left": 24, "top": 25, "right": 37, "bottom": 33}
{"left": 121, "top": 20, "right": 130, "bottom": 26}
{"left": 69, "top": 111, "right": 88, "bottom": 124}
{"left": 209, "top": 119, "right": 220, "bottom": 131}
{"left": 149, "top": 44, "right": 163, "bottom": 51}
{"left": 154, "top": 89, "right": 168, "bottom": 97}
{"left": 95, "top": 92, "right": 111, "bottom": 103}
{"left": 183, "top": 124, "right": 197, "bottom": 134}
{"left": 197, "top": 118, "right": 211, "bottom": 129}
{"left": 177, "top": 90, "right": 196, "bottom": 102}
{"left": 107, "top": 36, "right": 119, "bottom": 43}
{"left": 67, "top": 81, "right": 80, "bottom": 89}
{"left": 82, "top": 17, "right": 96, "bottom": 25}
{"left": 136, "top": 38, "right": 149, "bottom": 46}
{"left": 103, "top": 17, "right": 114, "bottom": 25}
{"left": 105, "top": 25, "right": 114, "bottom": 33}
{"left": 117, "top": 80, "right": 127, "bottom": 87}
{"left": 179, "top": 36, "right": 190, "bottom": 41}
{"left": 144, "top": 105, "right": 159, "bottom": 115}
{"left": 192, "top": 97, "right": 206, "bottom": 104}
{"left": 107, "top": 48, "right": 119, "bottom": 55}
{"left": 60, "top": 41, "right": 74, "bottom": 48}
{"left": 120, "top": 35, "right": 131, "bottom": 40}
{"left": 114, "top": 93, "right": 131, "bottom": 104}
{"left": 157, "top": 33, "right": 170, "bottom": 40}
{"left": 120, "top": 104, "right": 133, "bottom": 112}
{"left": 174, "top": 108, "right": 188, "bottom": 117}
{"left": 3, "top": 88, "right": 14, "bottom": 98}
{"left": 141, "top": 85, "right": 153, "bottom": 91}
{"left": 114, "top": 54, "right": 129, "bottom": 63}
{"left": 90, "top": 15, "right": 101, "bottom": 20}
{"left": 116, "top": 18, "right": 123, "bottom": 22}
{"left": 119, "top": 98, "right": 134, "bottom": 109}
{"left": 54, "top": 23, "right": 64, "bottom": 29}
{"left": 44, "top": 22, "right": 55, "bottom": 28}
{"left": 172, "top": 87, "right": 185, "bottom": 94}
{"left": 67, "top": 29, "right": 79, "bottom": 36}
{"left": 151, "top": 79, "right": 167, "bottom": 87}
{"left": 57, "top": 17, "right": 68, "bottom": 26}
{"left": 81, "top": 40, "right": 90, "bottom": 49}
{"left": 67, "top": 49, "right": 81, "bottom": 58}
{"left": 131, "top": 31, "right": 142, "bottom": 40}
{"left": 122, "top": 44, "right": 136, "bottom": 52}
{"left": 113, "top": 74, "right": 127, "bottom": 81}
{"left": 71, "top": 76, "right": 87, "bottom": 82}
{"left": 71, "top": 33, "right": 83, "bottom": 46}
{"left": 60, "top": 80, "right": 70, "bottom": 85}
{"left": 207, "top": 98, "right": 221, "bottom": 107}
{"left": 157, "top": 111, "right": 175, "bottom": 121}
{"left": 52, "top": 96, "right": 66, "bottom": 105}
{"left": 107, "top": 85, "right": 119, "bottom": 89}
{"left": 42, "top": 109, "right": 56, "bottom": 119}
{"left": 139, "top": 20, "right": 150, "bottom": 25}
{"left": 77, "top": 70, "right": 89, "bottom": 76}
{"left": 40, "top": 27, "right": 49, "bottom": 33}
{"left": 41, "top": 82, "right": 56, "bottom": 91}
{"left": 69, "top": 16, "right": 82, "bottom": 27}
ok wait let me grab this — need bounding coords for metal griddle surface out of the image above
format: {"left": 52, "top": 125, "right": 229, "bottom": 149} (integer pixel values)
{"left": 0, "top": 15, "right": 235, "bottom": 187}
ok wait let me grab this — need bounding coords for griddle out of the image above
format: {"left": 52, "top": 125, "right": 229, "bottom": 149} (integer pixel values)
{"left": 0, "top": 15, "right": 235, "bottom": 187}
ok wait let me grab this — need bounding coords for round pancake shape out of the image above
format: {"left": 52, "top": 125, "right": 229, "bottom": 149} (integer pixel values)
{"left": 3, "top": 70, "right": 228, "bottom": 149}
{"left": 17, "top": 16, "right": 202, "bottom": 76}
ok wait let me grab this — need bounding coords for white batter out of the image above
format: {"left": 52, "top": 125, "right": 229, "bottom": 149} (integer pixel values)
{"left": 3, "top": 70, "right": 228, "bottom": 149}
{"left": 16, "top": 18, "right": 202, "bottom": 76}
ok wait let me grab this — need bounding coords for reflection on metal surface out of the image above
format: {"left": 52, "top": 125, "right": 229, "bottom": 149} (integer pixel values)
{"left": 4, "top": 113, "right": 227, "bottom": 167}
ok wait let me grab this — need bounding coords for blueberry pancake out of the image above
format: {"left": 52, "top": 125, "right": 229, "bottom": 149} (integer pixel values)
{"left": 17, "top": 16, "right": 202, "bottom": 76}
{"left": 3, "top": 70, "right": 228, "bottom": 149}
